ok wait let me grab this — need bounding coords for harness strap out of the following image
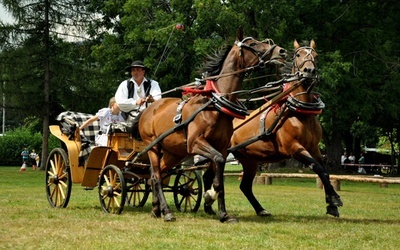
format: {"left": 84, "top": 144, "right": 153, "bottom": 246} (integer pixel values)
{"left": 173, "top": 100, "right": 188, "bottom": 124}
{"left": 259, "top": 108, "right": 270, "bottom": 134}
{"left": 228, "top": 103, "right": 287, "bottom": 153}
{"left": 130, "top": 99, "right": 214, "bottom": 164}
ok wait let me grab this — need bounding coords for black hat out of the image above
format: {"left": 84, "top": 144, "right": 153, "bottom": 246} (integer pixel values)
{"left": 125, "top": 60, "right": 150, "bottom": 72}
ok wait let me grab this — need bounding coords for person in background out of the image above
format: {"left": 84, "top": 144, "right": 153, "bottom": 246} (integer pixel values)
{"left": 80, "top": 97, "right": 125, "bottom": 146}
{"left": 358, "top": 153, "right": 365, "bottom": 164}
{"left": 341, "top": 152, "right": 348, "bottom": 166}
{"left": 35, "top": 152, "right": 40, "bottom": 168}
{"left": 29, "top": 149, "right": 38, "bottom": 170}
{"left": 348, "top": 152, "right": 355, "bottom": 164}
{"left": 115, "top": 60, "right": 161, "bottom": 137}
{"left": 20, "top": 147, "right": 29, "bottom": 172}
{"left": 358, "top": 165, "right": 367, "bottom": 174}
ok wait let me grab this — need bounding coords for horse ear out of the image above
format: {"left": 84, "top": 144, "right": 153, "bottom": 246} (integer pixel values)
{"left": 294, "top": 39, "right": 300, "bottom": 49}
{"left": 310, "top": 39, "right": 316, "bottom": 49}
{"left": 236, "top": 26, "right": 244, "bottom": 41}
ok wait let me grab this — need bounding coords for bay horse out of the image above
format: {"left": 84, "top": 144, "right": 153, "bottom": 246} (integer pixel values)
{"left": 230, "top": 40, "right": 343, "bottom": 217}
{"left": 138, "top": 28, "right": 286, "bottom": 223}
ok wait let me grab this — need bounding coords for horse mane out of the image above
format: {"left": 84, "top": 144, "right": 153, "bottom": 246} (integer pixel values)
{"left": 200, "top": 45, "right": 233, "bottom": 76}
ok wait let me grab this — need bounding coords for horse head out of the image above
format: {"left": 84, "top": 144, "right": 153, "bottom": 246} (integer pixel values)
{"left": 286, "top": 40, "right": 322, "bottom": 109}
{"left": 293, "top": 39, "right": 318, "bottom": 78}
{"left": 211, "top": 27, "right": 286, "bottom": 100}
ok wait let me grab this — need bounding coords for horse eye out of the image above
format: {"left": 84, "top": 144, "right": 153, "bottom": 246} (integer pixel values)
{"left": 249, "top": 42, "right": 258, "bottom": 46}
{"left": 296, "top": 53, "right": 301, "bottom": 57}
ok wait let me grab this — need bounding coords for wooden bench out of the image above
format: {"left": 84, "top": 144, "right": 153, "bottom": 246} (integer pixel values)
{"left": 255, "top": 173, "right": 400, "bottom": 191}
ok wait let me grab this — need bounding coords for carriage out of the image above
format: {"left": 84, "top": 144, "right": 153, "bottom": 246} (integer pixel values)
{"left": 45, "top": 111, "right": 204, "bottom": 214}
{"left": 46, "top": 28, "right": 288, "bottom": 222}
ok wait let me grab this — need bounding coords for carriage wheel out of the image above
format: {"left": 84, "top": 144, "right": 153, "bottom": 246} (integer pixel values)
{"left": 173, "top": 170, "right": 203, "bottom": 212}
{"left": 45, "top": 148, "right": 72, "bottom": 208}
{"left": 98, "top": 165, "right": 126, "bottom": 214}
{"left": 126, "top": 178, "right": 151, "bottom": 208}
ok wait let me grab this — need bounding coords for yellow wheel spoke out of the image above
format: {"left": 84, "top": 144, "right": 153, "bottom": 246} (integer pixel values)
{"left": 114, "top": 183, "right": 121, "bottom": 190}
{"left": 50, "top": 159, "right": 56, "bottom": 174}
{"left": 50, "top": 185, "right": 57, "bottom": 199}
{"left": 58, "top": 184, "right": 66, "bottom": 199}
{"left": 59, "top": 180, "right": 67, "bottom": 188}
{"left": 104, "top": 175, "right": 110, "bottom": 186}
{"left": 113, "top": 196, "right": 121, "bottom": 208}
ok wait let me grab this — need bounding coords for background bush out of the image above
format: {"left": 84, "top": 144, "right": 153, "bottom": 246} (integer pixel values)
{"left": 0, "top": 128, "right": 60, "bottom": 166}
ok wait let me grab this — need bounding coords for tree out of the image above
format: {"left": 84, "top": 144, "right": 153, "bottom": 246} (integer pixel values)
{"left": 0, "top": 0, "right": 99, "bottom": 168}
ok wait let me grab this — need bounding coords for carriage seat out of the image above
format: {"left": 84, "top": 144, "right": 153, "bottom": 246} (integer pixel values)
{"left": 56, "top": 111, "right": 100, "bottom": 164}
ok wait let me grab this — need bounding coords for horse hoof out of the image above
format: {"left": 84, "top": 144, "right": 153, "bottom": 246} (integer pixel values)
{"left": 203, "top": 192, "right": 216, "bottom": 207}
{"left": 164, "top": 213, "right": 176, "bottom": 222}
{"left": 326, "top": 205, "right": 340, "bottom": 217}
{"left": 220, "top": 215, "right": 239, "bottom": 223}
{"left": 204, "top": 204, "right": 216, "bottom": 215}
{"left": 151, "top": 210, "right": 161, "bottom": 218}
{"left": 257, "top": 210, "right": 272, "bottom": 217}
{"left": 326, "top": 195, "right": 343, "bottom": 207}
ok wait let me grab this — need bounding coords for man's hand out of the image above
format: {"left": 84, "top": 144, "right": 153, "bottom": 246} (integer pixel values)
{"left": 146, "top": 95, "right": 154, "bottom": 103}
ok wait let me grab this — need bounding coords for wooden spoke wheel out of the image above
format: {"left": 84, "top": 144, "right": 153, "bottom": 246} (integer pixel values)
{"left": 173, "top": 170, "right": 203, "bottom": 212}
{"left": 45, "top": 148, "right": 72, "bottom": 208}
{"left": 126, "top": 178, "right": 151, "bottom": 208}
{"left": 98, "top": 165, "right": 126, "bottom": 214}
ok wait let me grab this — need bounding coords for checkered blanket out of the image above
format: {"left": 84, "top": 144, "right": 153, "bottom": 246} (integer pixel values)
{"left": 56, "top": 111, "right": 99, "bottom": 161}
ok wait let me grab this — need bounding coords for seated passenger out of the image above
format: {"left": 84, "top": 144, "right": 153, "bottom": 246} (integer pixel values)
{"left": 80, "top": 97, "right": 125, "bottom": 146}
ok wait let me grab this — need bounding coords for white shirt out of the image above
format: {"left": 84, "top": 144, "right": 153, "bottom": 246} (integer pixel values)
{"left": 341, "top": 155, "right": 347, "bottom": 164}
{"left": 96, "top": 108, "right": 125, "bottom": 133}
{"left": 115, "top": 78, "right": 162, "bottom": 113}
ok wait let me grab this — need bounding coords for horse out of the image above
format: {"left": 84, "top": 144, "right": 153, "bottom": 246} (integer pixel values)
{"left": 138, "top": 27, "right": 286, "bottom": 223}
{"left": 230, "top": 40, "right": 343, "bottom": 218}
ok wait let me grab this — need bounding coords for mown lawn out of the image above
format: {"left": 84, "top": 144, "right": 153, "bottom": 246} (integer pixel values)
{"left": 1, "top": 166, "right": 399, "bottom": 249}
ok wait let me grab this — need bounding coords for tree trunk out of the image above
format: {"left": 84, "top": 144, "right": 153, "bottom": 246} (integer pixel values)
{"left": 39, "top": 0, "right": 51, "bottom": 170}
{"left": 325, "top": 130, "right": 343, "bottom": 172}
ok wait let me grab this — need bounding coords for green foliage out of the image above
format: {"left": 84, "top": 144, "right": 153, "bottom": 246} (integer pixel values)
{"left": 0, "top": 128, "right": 60, "bottom": 165}
{"left": 1, "top": 0, "right": 400, "bottom": 169}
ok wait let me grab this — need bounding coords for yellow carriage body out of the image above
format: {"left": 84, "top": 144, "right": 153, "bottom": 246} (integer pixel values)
{"left": 50, "top": 124, "right": 149, "bottom": 186}
{"left": 49, "top": 125, "right": 84, "bottom": 183}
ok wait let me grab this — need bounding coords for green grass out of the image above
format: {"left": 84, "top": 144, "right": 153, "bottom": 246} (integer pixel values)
{"left": 1, "top": 166, "right": 400, "bottom": 249}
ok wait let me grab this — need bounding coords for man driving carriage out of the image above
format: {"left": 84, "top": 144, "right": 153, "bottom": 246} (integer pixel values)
{"left": 115, "top": 60, "right": 162, "bottom": 137}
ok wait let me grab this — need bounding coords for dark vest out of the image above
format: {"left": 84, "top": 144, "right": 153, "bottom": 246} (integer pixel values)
{"left": 127, "top": 79, "right": 152, "bottom": 98}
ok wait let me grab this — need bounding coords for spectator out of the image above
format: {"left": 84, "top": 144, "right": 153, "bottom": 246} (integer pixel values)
{"left": 29, "top": 149, "right": 38, "bottom": 170}
{"left": 115, "top": 60, "right": 161, "bottom": 136}
{"left": 358, "top": 165, "right": 367, "bottom": 174}
{"left": 348, "top": 152, "right": 355, "bottom": 164}
{"left": 358, "top": 153, "right": 365, "bottom": 164}
{"left": 35, "top": 152, "right": 40, "bottom": 168}
{"left": 341, "top": 152, "right": 348, "bottom": 165}
{"left": 80, "top": 97, "right": 125, "bottom": 146}
{"left": 20, "top": 147, "right": 29, "bottom": 172}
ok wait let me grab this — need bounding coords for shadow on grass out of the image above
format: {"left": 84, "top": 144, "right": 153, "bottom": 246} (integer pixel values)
{"left": 236, "top": 213, "right": 400, "bottom": 225}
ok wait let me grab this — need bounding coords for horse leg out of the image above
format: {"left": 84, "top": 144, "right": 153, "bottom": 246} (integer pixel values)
{"left": 150, "top": 176, "right": 161, "bottom": 218}
{"left": 148, "top": 150, "right": 176, "bottom": 222}
{"left": 239, "top": 158, "right": 272, "bottom": 216}
{"left": 202, "top": 164, "right": 216, "bottom": 215}
{"left": 194, "top": 144, "right": 238, "bottom": 223}
{"left": 296, "top": 150, "right": 343, "bottom": 217}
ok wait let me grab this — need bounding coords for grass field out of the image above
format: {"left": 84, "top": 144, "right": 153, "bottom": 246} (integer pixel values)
{"left": 1, "top": 166, "right": 400, "bottom": 249}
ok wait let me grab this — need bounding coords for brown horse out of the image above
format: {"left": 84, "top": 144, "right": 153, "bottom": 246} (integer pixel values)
{"left": 138, "top": 28, "right": 286, "bottom": 223}
{"left": 230, "top": 40, "right": 343, "bottom": 217}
